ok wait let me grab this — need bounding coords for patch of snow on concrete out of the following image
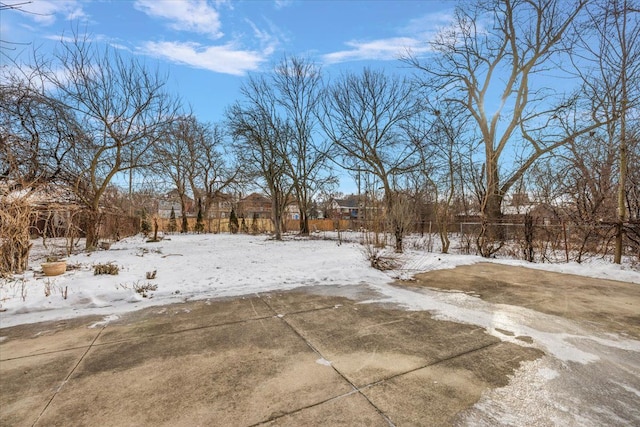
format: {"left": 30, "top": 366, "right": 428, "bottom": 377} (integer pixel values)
{"left": 316, "top": 358, "right": 332, "bottom": 366}
{"left": 458, "top": 355, "right": 640, "bottom": 426}
{"left": 88, "top": 314, "right": 119, "bottom": 329}
{"left": 363, "top": 282, "right": 637, "bottom": 364}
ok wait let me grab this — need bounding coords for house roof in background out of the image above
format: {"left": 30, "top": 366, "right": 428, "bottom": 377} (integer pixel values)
{"left": 2, "top": 182, "right": 80, "bottom": 208}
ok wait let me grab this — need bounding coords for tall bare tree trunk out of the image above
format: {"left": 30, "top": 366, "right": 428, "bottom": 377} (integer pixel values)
{"left": 84, "top": 208, "right": 100, "bottom": 249}
{"left": 299, "top": 211, "right": 309, "bottom": 236}
{"left": 180, "top": 199, "right": 188, "bottom": 233}
{"left": 478, "top": 166, "right": 505, "bottom": 257}
{"left": 615, "top": 25, "right": 630, "bottom": 264}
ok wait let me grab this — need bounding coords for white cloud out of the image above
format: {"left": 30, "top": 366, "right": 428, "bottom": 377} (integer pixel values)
{"left": 322, "top": 37, "right": 432, "bottom": 64}
{"left": 134, "top": 0, "right": 224, "bottom": 39}
{"left": 66, "top": 6, "right": 88, "bottom": 21}
{"left": 43, "top": 34, "right": 77, "bottom": 43}
{"left": 16, "top": 0, "right": 87, "bottom": 26}
{"left": 274, "top": 0, "right": 293, "bottom": 9}
{"left": 244, "top": 18, "right": 280, "bottom": 56}
{"left": 322, "top": 10, "right": 454, "bottom": 65}
{"left": 140, "top": 41, "right": 267, "bottom": 75}
{"left": 402, "top": 10, "right": 455, "bottom": 36}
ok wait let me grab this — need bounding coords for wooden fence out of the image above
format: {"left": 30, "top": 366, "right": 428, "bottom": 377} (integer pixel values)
{"left": 154, "top": 217, "right": 362, "bottom": 234}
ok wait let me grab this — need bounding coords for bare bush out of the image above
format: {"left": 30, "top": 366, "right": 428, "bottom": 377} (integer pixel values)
{"left": 363, "top": 244, "right": 399, "bottom": 271}
{"left": 0, "top": 198, "right": 33, "bottom": 276}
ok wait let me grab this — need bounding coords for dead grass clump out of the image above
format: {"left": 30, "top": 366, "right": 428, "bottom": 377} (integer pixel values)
{"left": 94, "top": 263, "right": 119, "bottom": 275}
{"left": 65, "top": 262, "right": 82, "bottom": 271}
{"left": 134, "top": 282, "right": 157, "bottom": 298}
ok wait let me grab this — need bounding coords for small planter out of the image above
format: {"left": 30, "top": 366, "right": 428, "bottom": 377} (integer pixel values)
{"left": 41, "top": 261, "right": 67, "bottom": 276}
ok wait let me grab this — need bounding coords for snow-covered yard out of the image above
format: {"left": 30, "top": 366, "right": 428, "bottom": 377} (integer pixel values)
{"left": 1, "top": 233, "right": 638, "bottom": 328}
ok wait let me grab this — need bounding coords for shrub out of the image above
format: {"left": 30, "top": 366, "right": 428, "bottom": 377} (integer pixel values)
{"left": 195, "top": 207, "right": 204, "bottom": 233}
{"left": 168, "top": 207, "right": 177, "bottom": 233}
{"left": 140, "top": 209, "right": 151, "bottom": 236}
{"left": 251, "top": 212, "right": 259, "bottom": 234}
{"left": 229, "top": 208, "right": 239, "bottom": 234}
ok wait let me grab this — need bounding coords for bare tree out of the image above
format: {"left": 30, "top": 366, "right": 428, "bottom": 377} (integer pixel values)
{"left": 320, "top": 68, "right": 423, "bottom": 252}
{"left": 183, "top": 119, "right": 237, "bottom": 229}
{"left": 625, "top": 126, "right": 640, "bottom": 257}
{"left": 573, "top": 0, "right": 640, "bottom": 263}
{"left": 196, "top": 123, "right": 237, "bottom": 225}
{"left": 406, "top": 0, "right": 604, "bottom": 256}
{"left": 44, "top": 33, "right": 179, "bottom": 248}
{"left": 557, "top": 133, "right": 619, "bottom": 262}
{"left": 546, "top": 110, "right": 640, "bottom": 262}
{"left": 151, "top": 116, "right": 195, "bottom": 233}
{"left": 273, "top": 56, "right": 334, "bottom": 235}
{"left": 0, "top": 56, "right": 81, "bottom": 273}
{"left": 418, "top": 105, "right": 473, "bottom": 254}
{"left": 226, "top": 75, "right": 293, "bottom": 240}
{"left": 0, "top": 1, "right": 43, "bottom": 53}
{"left": 0, "top": 67, "right": 77, "bottom": 188}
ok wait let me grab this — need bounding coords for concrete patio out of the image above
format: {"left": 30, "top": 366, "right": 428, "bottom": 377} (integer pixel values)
{"left": 1, "top": 264, "right": 638, "bottom": 426}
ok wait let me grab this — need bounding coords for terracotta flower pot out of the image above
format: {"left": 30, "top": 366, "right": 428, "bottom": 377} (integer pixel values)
{"left": 41, "top": 261, "right": 67, "bottom": 276}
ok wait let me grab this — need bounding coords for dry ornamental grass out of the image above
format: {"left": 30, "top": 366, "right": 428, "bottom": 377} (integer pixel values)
{"left": 0, "top": 199, "right": 33, "bottom": 277}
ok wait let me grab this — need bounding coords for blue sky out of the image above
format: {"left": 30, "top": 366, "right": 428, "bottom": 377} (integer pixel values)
{"left": 2, "top": 0, "right": 456, "bottom": 192}
{"left": 2, "top": 0, "right": 454, "bottom": 119}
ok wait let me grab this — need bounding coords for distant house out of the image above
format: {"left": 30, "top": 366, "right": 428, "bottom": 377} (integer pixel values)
{"left": 206, "top": 192, "right": 235, "bottom": 219}
{"left": 237, "top": 193, "right": 272, "bottom": 219}
{"left": 497, "top": 193, "right": 559, "bottom": 225}
{"left": 157, "top": 190, "right": 194, "bottom": 218}
{"left": 455, "top": 193, "right": 560, "bottom": 226}
{"left": 158, "top": 192, "right": 182, "bottom": 218}
{"left": 330, "top": 198, "right": 361, "bottom": 220}
{"left": 285, "top": 201, "right": 301, "bottom": 220}
{"left": 157, "top": 200, "right": 181, "bottom": 219}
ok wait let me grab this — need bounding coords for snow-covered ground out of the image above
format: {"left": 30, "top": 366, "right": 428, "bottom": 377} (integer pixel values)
{"left": 1, "top": 232, "right": 638, "bottom": 328}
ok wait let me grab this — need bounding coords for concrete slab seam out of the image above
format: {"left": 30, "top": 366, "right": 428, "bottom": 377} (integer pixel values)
{"left": 256, "top": 294, "right": 515, "bottom": 426}
{"left": 259, "top": 295, "right": 397, "bottom": 427}
{"left": 30, "top": 323, "right": 107, "bottom": 427}
{"left": 1, "top": 345, "right": 97, "bottom": 362}
{"left": 358, "top": 340, "right": 502, "bottom": 393}
{"left": 270, "top": 305, "right": 345, "bottom": 317}
{"left": 256, "top": 292, "right": 346, "bottom": 317}
{"left": 247, "top": 389, "right": 363, "bottom": 427}
{"left": 94, "top": 313, "right": 276, "bottom": 346}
